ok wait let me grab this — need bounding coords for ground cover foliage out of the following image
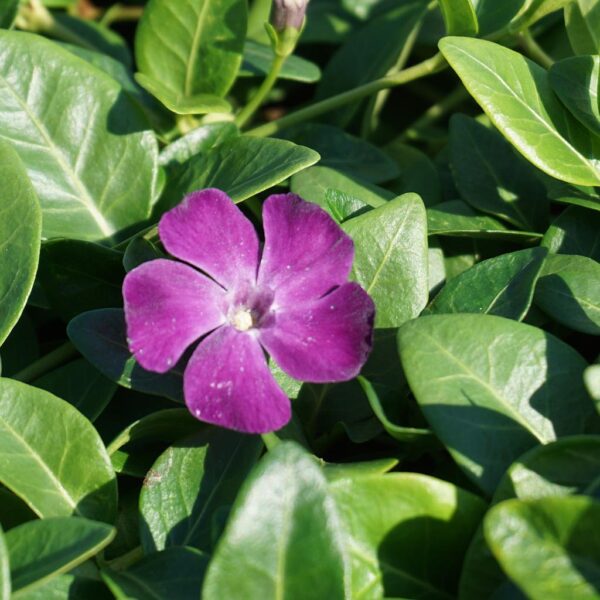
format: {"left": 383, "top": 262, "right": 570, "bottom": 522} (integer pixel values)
{"left": 0, "top": 0, "right": 599, "bottom": 598}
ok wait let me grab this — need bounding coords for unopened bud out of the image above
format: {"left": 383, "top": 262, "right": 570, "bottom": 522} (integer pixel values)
{"left": 271, "top": 0, "right": 308, "bottom": 32}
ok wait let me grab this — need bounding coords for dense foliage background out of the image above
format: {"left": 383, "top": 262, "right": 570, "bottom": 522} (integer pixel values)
{"left": 0, "top": 0, "right": 598, "bottom": 598}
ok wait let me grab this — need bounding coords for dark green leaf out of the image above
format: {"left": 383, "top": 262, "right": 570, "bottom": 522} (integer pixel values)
{"left": 203, "top": 442, "right": 348, "bottom": 600}
{"left": 0, "top": 525, "right": 8, "bottom": 600}
{"left": 0, "top": 0, "right": 17, "bottom": 28}
{"left": 397, "top": 314, "right": 592, "bottom": 493}
{"left": 473, "top": 0, "right": 524, "bottom": 35}
{"left": 542, "top": 206, "right": 600, "bottom": 261}
{"left": 565, "top": 0, "right": 600, "bottom": 55}
{"left": 122, "top": 238, "right": 164, "bottom": 272}
{"left": 439, "top": 0, "right": 479, "bottom": 35}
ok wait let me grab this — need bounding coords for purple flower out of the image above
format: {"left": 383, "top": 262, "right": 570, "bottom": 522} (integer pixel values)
{"left": 123, "top": 189, "right": 375, "bottom": 434}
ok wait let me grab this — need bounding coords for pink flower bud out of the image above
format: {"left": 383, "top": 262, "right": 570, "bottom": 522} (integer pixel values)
{"left": 271, "top": 0, "right": 308, "bottom": 31}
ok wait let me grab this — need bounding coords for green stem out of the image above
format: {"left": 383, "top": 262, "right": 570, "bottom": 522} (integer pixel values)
{"left": 12, "top": 341, "right": 78, "bottom": 383}
{"left": 518, "top": 30, "right": 554, "bottom": 69}
{"left": 247, "top": 52, "right": 447, "bottom": 138}
{"left": 261, "top": 432, "right": 281, "bottom": 450}
{"left": 236, "top": 53, "right": 287, "bottom": 128}
{"left": 101, "top": 545, "right": 144, "bottom": 571}
{"left": 100, "top": 4, "right": 144, "bottom": 27}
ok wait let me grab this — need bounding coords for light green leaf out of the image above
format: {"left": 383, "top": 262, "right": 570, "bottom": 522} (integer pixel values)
{"left": 6, "top": 517, "right": 114, "bottom": 597}
{"left": 535, "top": 254, "right": 600, "bottom": 335}
{"left": 542, "top": 206, "right": 600, "bottom": 261}
{"left": 0, "top": 525, "right": 8, "bottom": 600}
{"left": 449, "top": 114, "right": 549, "bottom": 231}
{"left": 330, "top": 472, "right": 486, "bottom": 600}
{"left": 134, "top": 73, "right": 232, "bottom": 115}
{"left": 565, "top": 0, "right": 600, "bottom": 55}
{"left": 135, "top": 0, "right": 246, "bottom": 98}
{"left": 0, "top": 30, "right": 159, "bottom": 241}
{"left": 343, "top": 194, "right": 428, "bottom": 328}
{"left": 102, "top": 547, "right": 208, "bottom": 600}
{"left": 484, "top": 496, "right": 600, "bottom": 600}
{"left": 439, "top": 0, "right": 479, "bottom": 35}
{"left": 139, "top": 430, "right": 262, "bottom": 553}
{"left": 0, "top": 141, "right": 41, "bottom": 347}
{"left": 163, "top": 136, "right": 320, "bottom": 209}
{"left": 440, "top": 37, "right": 600, "bottom": 187}
{"left": 509, "top": 0, "right": 573, "bottom": 30}
{"left": 549, "top": 56, "right": 600, "bottom": 136}
{"left": 203, "top": 442, "right": 348, "bottom": 600}
{"left": 426, "top": 248, "right": 548, "bottom": 320}
{"left": 0, "top": 378, "right": 117, "bottom": 522}
{"left": 397, "top": 314, "right": 592, "bottom": 493}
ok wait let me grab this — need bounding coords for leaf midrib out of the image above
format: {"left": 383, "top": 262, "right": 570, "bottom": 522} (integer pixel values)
{"left": 184, "top": 0, "right": 210, "bottom": 96}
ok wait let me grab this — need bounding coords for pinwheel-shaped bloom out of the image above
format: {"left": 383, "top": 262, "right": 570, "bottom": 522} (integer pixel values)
{"left": 123, "top": 189, "right": 374, "bottom": 433}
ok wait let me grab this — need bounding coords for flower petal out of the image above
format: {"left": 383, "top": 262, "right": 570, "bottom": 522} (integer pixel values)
{"left": 184, "top": 326, "right": 291, "bottom": 433}
{"left": 123, "top": 259, "right": 226, "bottom": 373}
{"left": 159, "top": 189, "right": 259, "bottom": 289}
{"left": 259, "top": 282, "right": 375, "bottom": 382}
{"left": 258, "top": 193, "right": 354, "bottom": 306}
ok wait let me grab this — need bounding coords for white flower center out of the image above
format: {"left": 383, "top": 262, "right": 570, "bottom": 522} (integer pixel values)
{"left": 232, "top": 308, "right": 254, "bottom": 331}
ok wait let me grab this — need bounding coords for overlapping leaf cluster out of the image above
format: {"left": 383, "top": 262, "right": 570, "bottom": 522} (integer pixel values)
{"left": 0, "top": 0, "right": 598, "bottom": 598}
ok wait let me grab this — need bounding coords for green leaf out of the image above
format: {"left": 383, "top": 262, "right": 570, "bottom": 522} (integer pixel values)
{"left": 343, "top": 194, "right": 428, "bottom": 328}
{"left": 440, "top": 37, "right": 600, "bottom": 187}
{"left": 0, "top": 378, "right": 117, "bottom": 522}
{"left": 472, "top": 0, "right": 524, "bottom": 35}
{"left": 135, "top": 0, "right": 246, "bottom": 98}
{"left": 427, "top": 200, "right": 542, "bottom": 241}
{"left": 449, "top": 115, "right": 549, "bottom": 231}
{"left": 545, "top": 179, "right": 600, "bottom": 212}
{"left": 439, "top": 0, "right": 479, "bottom": 35}
{"left": 542, "top": 206, "right": 600, "bottom": 261}
{"left": 460, "top": 436, "right": 600, "bottom": 599}
{"left": 484, "top": 496, "right": 600, "bottom": 600}
{"left": 163, "top": 136, "right": 320, "bottom": 209}
{"left": 203, "top": 442, "right": 348, "bottom": 600}
{"left": 330, "top": 472, "right": 486, "bottom": 599}
{"left": 240, "top": 40, "right": 321, "bottom": 82}
{"left": 565, "top": 0, "right": 600, "bottom": 55}
{"left": 122, "top": 238, "right": 164, "bottom": 272}
{"left": 34, "top": 359, "right": 116, "bottom": 422}
{"left": 134, "top": 73, "right": 232, "bottom": 115}
{"left": 316, "top": 1, "right": 427, "bottom": 126}
{"left": 0, "top": 525, "right": 9, "bottom": 600}
{"left": 283, "top": 124, "right": 399, "bottom": 184}
{"left": 0, "top": 141, "right": 41, "bottom": 347}
{"left": 67, "top": 308, "right": 184, "bottom": 402}
{"left": 0, "top": 0, "right": 18, "bottom": 28}
{"left": 139, "top": 430, "right": 262, "bottom": 553}
{"left": 38, "top": 240, "right": 124, "bottom": 321}
{"left": 426, "top": 248, "right": 548, "bottom": 320}
{"left": 397, "top": 314, "right": 592, "bottom": 494}
{"left": 0, "top": 30, "right": 159, "bottom": 241}
{"left": 102, "top": 547, "right": 208, "bottom": 600}
{"left": 6, "top": 517, "right": 114, "bottom": 597}
{"left": 535, "top": 254, "right": 600, "bottom": 335}
{"left": 549, "top": 56, "right": 600, "bottom": 137}
{"left": 585, "top": 365, "right": 600, "bottom": 413}
{"left": 509, "top": 0, "right": 573, "bottom": 30}
{"left": 14, "top": 573, "right": 110, "bottom": 600}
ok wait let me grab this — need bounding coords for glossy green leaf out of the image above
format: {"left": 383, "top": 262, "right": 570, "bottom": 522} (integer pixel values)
{"left": 460, "top": 436, "right": 600, "bottom": 599}
{"left": 509, "top": 0, "right": 573, "bottom": 30}
{"left": 427, "top": 200, "right": 542, "bottom": 241}
{"left": 163, "top": 136, "right": 320, "bottom": 209}
{"left": 542, "top": 206, "right": 600, "bottom": 261}
{"left": 439, "top": 0, "right": 479, "bottom": 35}
{"left": 449, "top": 115, "right": 549, "bottom": 231}
{"left": 440, "top": 37, "right": 600, "bottom": 187}
{"left": 134, "top": 73, "right": 232, "bottom": 115}
{"left": 0, "top": 141, "right": 41, "bottom": 347}
{"left": 240, "top": 40, "right": 321, "bottom": 82}
{"left": 6, "top": 517, "right": 114, "bottom": 596}
{"left": 103, "top": 547, "right": 208, "bottom": 600}
{"left": 485, "top": 496, "right": 600, "bottom": 600}
{"left": 135, "top": 0, "right": 246, "bottom": 98}
{"left": 549, "top": 56, "right": 600, "bottom": 136}
{"left": 284, "top": 124, "right": 399, "bottom": 184}
{"left": 330, "top": 472, "right": 486, "bottom": 599}
{"left": 343, "top": 194, "right": 428, "bottom": 328}
{"left": 324, "top": 458, "right": 399, "bottom": 483}
{"left": 0, "top": 525, "right": 8, "bottom": 600}
{"left": 534, "top": 254, "right": 600, "bottom": 335}
{"left": 34, "top": 359, "right": 116, "bottom": 422}
{"left": 0, "top": 30, "right": 159, "bottom": 241}
{"left": 545, "top": 178, "right": 600, "bottom": 212}
{"left": 203, "top": 442, "right": 348, "bottom": 600}
{"left": 397, "top": 314, "right": 592, "bottom": 494}
{"left": 15, "top": 573, "right": 110, "bottom": 600}
{"left": 0, "top": 0, "right": 17, "bottom": 28}
{"left": 0, "top": 379, "right": 117, "bottom": 522}
{"left": 426, "top": 248, "right": 548, "bottom": 320}
{"left": 316, "top": 1, "right": 427, "bottom": 126}
{"left": 38, "top": 240, "right": 124, "bottom": 321}
{"left": 122, "top": 238, "right": 164, "bottom": 272}
{"left": 565, "top": 0, "right": 600, "bottom": 55}
{"left": 140, "top": 429, "right": 262, "bottom": 553}
{"left": 67, "top": 308, "right": 184, "bottom": 402}
{"left": 472, "top": 0, "right": 524, "bottom": 35}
